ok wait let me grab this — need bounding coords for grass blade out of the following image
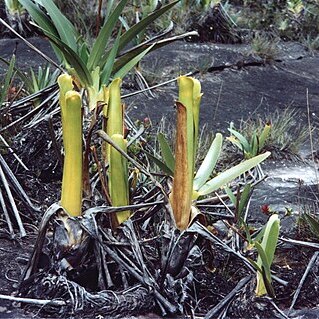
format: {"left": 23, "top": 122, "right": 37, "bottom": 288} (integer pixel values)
{"left": 0, "top": 55, "right": 16, "bottom": 106}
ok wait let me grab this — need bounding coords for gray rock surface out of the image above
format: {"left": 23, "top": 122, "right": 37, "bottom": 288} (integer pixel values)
{"left": 127, "top": 41, "right": 319, "bottom": 133}
{"left": 0, "top": 37, "right": 318, "bottom": 132}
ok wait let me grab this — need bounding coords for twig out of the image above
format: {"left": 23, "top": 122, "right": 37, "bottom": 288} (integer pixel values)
{"left": 288, "top": 251, "right": 319, "bottom": 314}
{"left": 0, "top": 134, "right": 29, "bottom": 171}
{"left": 205, "top": 275, "right": 252, "bottom": 318}
{"left": 0, "top": 89, "right": 59, "bottom": 133}
{"left": 266, "top": 298, "right": 290, "bottom": 319}
{"left": 213, "top": 80, "right": 223, "bottom": 121}
{"left": 213, "top": 191, "right": 235, "bottom": 217}
{"left": 47, "top": 114, "right": 63, "bottom": 165}
{"left": 84, "top": 201, "right": 164, "bottom": 215}
{"left": 91, "top": 146, "right": 111, "bottom": 204}
{"left": 280, "top": 237, "right": 319, "bottom": 249}
{"left": 88, "top": 227, "right": 178, "bottom": 314}
{"left": 0, "top": 18, "right": 64, "bottom": 72}
{"left": 0, "top": 154, "right": 40, "bottom": 212}
{"left": 0, "top": 187, "right": 14, "bottom": 237}
{"left": 0, "top": 164, "right": 26, "bottom": 237}
{"left": 0, "top": 293, "right": 66, "bottom": 306}
{"left": 127, "top": 125, "right": 145, "bottom": 147}
{"left": 122, "top": 72, "right": 193, "bottom": 99}
{"left": 21, "top": 203, "right": 61, "bottom": 281}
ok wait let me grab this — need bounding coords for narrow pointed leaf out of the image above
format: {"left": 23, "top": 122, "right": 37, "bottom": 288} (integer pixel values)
{"left": 238, "top": 183, "right": 252, "bottom": 216}
{"left": 145, "top": 151, "right": 174, "bottom": 176}
{"left": 255, "top": 241, "right": 272, "bottom": 296}
{"left": 100, "top": 27, "right": 122, "bottom": 86}
{"left": 158, "top": 133, "right": 175, "bottom": 173}
{"left": 227, "top": 135, "right": 243, "bottom": 151}
{"left": 35, "top": 27, "right": 92, "bottom": 86}
{"left": 112, "top": 45, "right": 154, "bottom": 79}
{"left": 256, "top": 214, "right": 280, "bottom": 296}
{"left": 109, "top": 32, "right": 196, "bottom": 73}
{"left": 247, "top": 257, "right": 263, "bottom": 274}
{"left": 18, "top": 0, "right": 58, "bottom": 37}
{"left": 224, "top": 185, "right": 236, "bottom": 206}
{"left": 228, "top": 128, "right": 250, "bottom": 152}
{"left": 88, "top": 0, "right": 129, "bottom": 70}
{"left": 117, "top": 1, "right": 179, "bottom": 53}
{"left": 193, "top": 133, "right": 222, "bottom": 191}
{"left": 251, "top": 133, "right": 258, "bottom": 157}
{"left": 304, "top": 213, "right": 319, "bottom": 238}
{"left": 258, "top": 214, "right": 280, "bottom": 267}
{"left": 255, "top": 242, "right": 271, "bottom": 280}
{"left": 259, "top": 123, "right": 271, "bottom": 150}
{"left": 198, "top": 152, "right": 270, "bottom": 196}
{"left": 32, "top": 0, "right": 78, "bottom": 50}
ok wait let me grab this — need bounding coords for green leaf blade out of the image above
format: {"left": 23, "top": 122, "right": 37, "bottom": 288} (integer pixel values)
{"left": 158, "top": 133, "right": 175, "bottom": 174}
{"left": 32, "top": 0, "right": 78, "bottom": 51}
{"left": 228, "top": 128, "right": 250, "bottom": 152}
{"left": 198, "top": 152, "right": 270, "bottom": 196}
{"left": 88, "top": 0, "right": 129, "bottom": 70}
{"left": 113, "top": 44, "right": 154, "bottom": 79}
{"left": 193, "top": 133, "right": 223, "bottom": 191}
{"left": 118, "top": 1, "right": 179, "bottom": 53}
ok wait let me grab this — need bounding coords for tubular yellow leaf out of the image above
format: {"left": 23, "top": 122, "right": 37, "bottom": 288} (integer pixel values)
{"left": 177, "top": 77, "right": 195, "bottom": 196}
{"left": 58, "top": 74, "right": 74, "bottom": 100}
{"left": 109, "top": 133, "right": 130, "bottom": 224}
{"left": 170, "top": 102, "right": 191, "bottom": 230}
{"left": 60, "top": 90, "right": 83, "bottom": 217}
{"left": 102, "top": 85, "right": 109, "bottom": 120}
{"left": 107, "top": 78, "right": 123, "bottom": 138}
{"left": 101, "top": 85, "right": 109, "bottom": 164}
{"left": 192, "top": 79, "right": 202, "bottom": 159}
{"left": 105, "top": 78, "right": 123, "bottom": 164}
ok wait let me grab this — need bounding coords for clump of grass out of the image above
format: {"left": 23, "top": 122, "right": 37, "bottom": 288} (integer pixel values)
{"left": 250, "top": 32, "right": 280, "bottom": 61}
{"left": 304, "top": 34, "right": 319, "bottom": 53}
{"left": 238, "top": 109, "right": 310, "bottom": 160}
